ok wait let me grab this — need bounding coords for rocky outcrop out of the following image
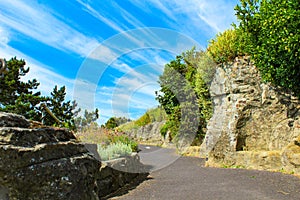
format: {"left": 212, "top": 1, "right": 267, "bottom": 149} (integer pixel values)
{"left": 125, "top": 121, "right": 168, "bottom": 145}
{"left": 0, "top": 112, "right": 100, "bottom": 200}
{"left": 0, "top": 112, "right": 148, "bottom": 199}
{"left": 201, "top": 56, "right": 300, "bottom": 174}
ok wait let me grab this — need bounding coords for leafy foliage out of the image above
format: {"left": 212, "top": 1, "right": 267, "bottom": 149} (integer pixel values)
{"left": 145, "top": 106, "right": 167, "bottom": 122}
{"left": 75, "top": 124, "right": 138, "bottom": 153}
{"left": 207, "top": 29, "right": 242, "bottom": 64}
{"left": 103, "top": 116, "right": 131, "bottom": 129}
{"left": 104, "top": 117, "right": 118, "bottom": 129}
{"left": 107, "top": 134, "right": 138, "bottom": 152}
{"left": 135, "top": 112, "right": 151, "bottom": 127}
{"left": 235, "top": 0, "right": 300, "bottom": 95}
{"left": 156, "top": 48, "right": 214, "bottom": 144}
{"left": 114, "top": 117, "right": 131, "bottom": 126}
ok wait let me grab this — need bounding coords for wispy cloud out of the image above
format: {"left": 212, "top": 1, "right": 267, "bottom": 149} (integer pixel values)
{"left": 128, "top": 0, "right": 238, "bottom": 39}
{"left": 0, "top": 36, "right": 74, "bottom": 99}
{"left": 174, "top": 0, "right": 238, "bottom": 33}
{"left": 0, "top": 0, "right": 100, "bottom": 57}
{"left": 0, "top": 26, "right": 9, "bottom": 46}
{"left": 76, "top": 0, "right": 126, "bottom": 33}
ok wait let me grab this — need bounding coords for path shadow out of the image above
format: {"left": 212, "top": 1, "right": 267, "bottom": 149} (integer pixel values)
{"left": 101, "top": 169, "right": 153, "bottom": 200}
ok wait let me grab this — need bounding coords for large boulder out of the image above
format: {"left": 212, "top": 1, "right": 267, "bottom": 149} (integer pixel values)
{"left": 0, "top": 112, "right": 30, "bottom": 128}
{"left": 0, "top": 112, "right": 100, "bottom": 200}
{"left": 201, "top": 56, "right": 300, "bottom": 174}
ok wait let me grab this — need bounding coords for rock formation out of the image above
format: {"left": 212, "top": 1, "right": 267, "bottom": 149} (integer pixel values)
{"left": 201, "top": 56, "right": 300, "bottom": 174}
{"left": 0, "top": 112, "right": 148, "bottom": 199}
{"left": 0, "top": 112, "right": 100, "bottom": 199}
{"left": 125, "top": 121, "right": 168, "bottom": 145}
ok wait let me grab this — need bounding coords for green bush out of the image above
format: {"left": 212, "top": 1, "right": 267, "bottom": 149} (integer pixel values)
{"left": 156, "top": 48, "right": 214, "bottom": 145}
{"left": 108, "top": 134, "right": 138, "bottom": 152}
{"left": 235, "top": 0, "right": 300, "bottom": 96}
{"left": 195, "top": 51, "right": 217, "bottom": 85}
{"left": 97, "top": 142, "right": 132, "bottom": 161}
{"left": 207, "top": 29, "right": 240, "bottom": 64}
{"left": 134, "top": 112, "right": 151, "bottom": 127}
{"left": 146, "top": 107, "right": 167, "bottom": 122}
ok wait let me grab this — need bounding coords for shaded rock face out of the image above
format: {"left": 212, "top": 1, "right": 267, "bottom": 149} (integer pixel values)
{"left": 0, "top": 112, "right": 100, "bottom": 200}
{"left": 201, "top": 56, "right": 300, "bottom": 174}
{"left": 97, "top": 153, "right": 149, "bottom": 198}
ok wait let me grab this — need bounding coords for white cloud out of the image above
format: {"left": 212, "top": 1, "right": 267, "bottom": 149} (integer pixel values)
{"left": 129, "top": 0, "right": 237, "bottom": 37}
{"left": 0, "top": 0, "right": 100, "bottom": 57}
{"left": 88, "top": 45, "right": 119, "bottom": 63}
{"left": 0, "top": 39, "right": 74, "bottom": 99}
{"left": 76, "top": 0, "right": 126, "bottom": 33}
{"left": 0, "top": 26, "right": 9, "bottom": 45}
{"left": 188, "top": 0, "right": 237, "bottom": 32}
{"left": 76, "top": 0, "right": 145, "bottom": 48}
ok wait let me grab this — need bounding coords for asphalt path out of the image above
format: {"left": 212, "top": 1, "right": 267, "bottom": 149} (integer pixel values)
{"left": 112, "top": 145, "right": 300, "bottom": 200}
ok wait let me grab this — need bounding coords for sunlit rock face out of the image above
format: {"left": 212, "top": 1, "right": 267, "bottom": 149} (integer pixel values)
{"left": 125, "top": 121, "right": 168, "bottom": 145}
{"left": 201, "top": 56, "right": 300, "bottom": 174}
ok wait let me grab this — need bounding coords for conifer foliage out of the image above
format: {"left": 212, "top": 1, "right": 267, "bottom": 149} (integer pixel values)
{"left": 0, "top": 57, "right": 81, "bottom": 129}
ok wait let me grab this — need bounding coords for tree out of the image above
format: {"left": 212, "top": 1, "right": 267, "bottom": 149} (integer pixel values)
{"left": 156, "top": 48, "right": 213, "bottom": 143}
{"left": 0, "top": 57, "right": 45, "bottom": 120}
{"left": 0, "top": 57, "right": 82, "bottom": 130}
{"left": 114, "top": 117, "right": 131, "bottom": 126}
{"left": 42, "top": 85, "right": 80, "bottom": 129}
{"left": 75, "top": 108, "right": 99, "bottom": 130}
{"left": 104, "top": 117, "right": 118, "bottom": 129}
{"left": 235, "top": 0, "right": 300, "bottom": 95}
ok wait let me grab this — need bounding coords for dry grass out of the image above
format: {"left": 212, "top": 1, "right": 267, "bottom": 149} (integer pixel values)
{"left": 75, "top": 125, "right": 111, "bottom": 144}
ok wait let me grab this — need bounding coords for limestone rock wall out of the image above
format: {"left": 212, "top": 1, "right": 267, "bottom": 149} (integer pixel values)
{"left": 201, "top": 56, "right": 300, "bottom": 174}
{"left": 125, "top": 121, "right": 168, "bottom": 145}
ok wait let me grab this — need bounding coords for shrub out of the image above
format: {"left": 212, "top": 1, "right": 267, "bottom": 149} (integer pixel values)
{"left": 97, "top": 142, "right": 132, "bottom": 161}
{"left": 135, "top": 112, "right": 151, "bottom": 126}
{"left": 108, "top": 134, "right": 138, "bottom": 152}
{"left": 235, "top": 0, "right": 300, "bottom": 96}
{"left": 207, "top": 29, "right": 240, "bottom": 64}
{"left": 195, "top": 51, "right": 217, "bottom": 85}
{"left": 75, "top": 126, "right": 138, "bottom": 152}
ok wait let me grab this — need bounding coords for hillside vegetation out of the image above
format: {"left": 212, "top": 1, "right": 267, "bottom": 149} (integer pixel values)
{"left": 155, "top": 0, "right": 300, "bottom": 146}
{"left": 117, "top": 107, "right": 167, "bottom": 132}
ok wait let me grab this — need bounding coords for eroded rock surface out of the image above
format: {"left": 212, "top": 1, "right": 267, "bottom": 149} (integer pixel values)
{"left": 201, "top": 56, "right": 300, "bottom": 174}
{"left": 0, "top": 112, "right": 100, "bottom": 200}
{"left": 125, "top": 121, "right": 168, "bottom": 145}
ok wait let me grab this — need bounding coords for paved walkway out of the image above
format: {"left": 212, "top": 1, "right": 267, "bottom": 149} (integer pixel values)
{"left": 112, "top": 145, "right": 300, "bottom": 200}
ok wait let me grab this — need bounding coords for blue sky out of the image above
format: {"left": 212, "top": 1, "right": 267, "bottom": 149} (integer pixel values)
{"left": 0, "top": 0, "right": 239, "bottom": 124}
